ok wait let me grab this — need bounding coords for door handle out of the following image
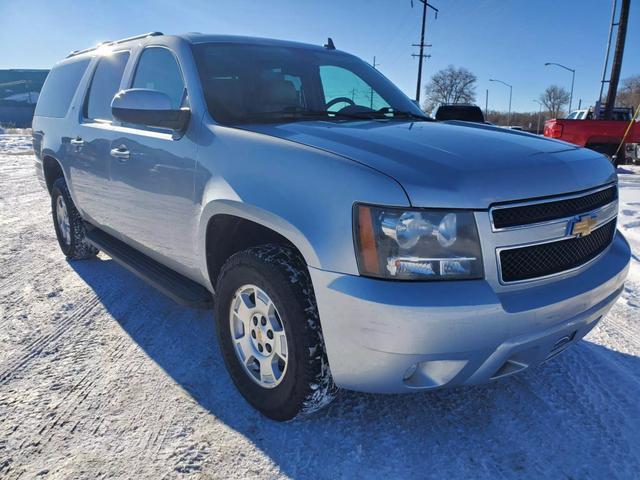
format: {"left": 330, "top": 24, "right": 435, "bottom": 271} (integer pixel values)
{"left": 70, "top": 137, "right": 84, "bottom": 146}
{"left": 110, "top": 146, "right": 130, "bottom": 161}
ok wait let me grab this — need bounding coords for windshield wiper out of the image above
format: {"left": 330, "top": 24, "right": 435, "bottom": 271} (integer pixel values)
{"left": 244, "top": 107, "right": 432, "bottom": 123}
{"left": 375, "top": 107, "right": 433, "bottom": 121}
{"left": 246, "top": 108, "right": 335, "bottom": 121}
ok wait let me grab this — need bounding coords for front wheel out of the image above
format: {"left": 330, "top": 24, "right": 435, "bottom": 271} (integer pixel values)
{"left": 214, "top": 244, "right": 336, "bottom": 421}
{"left": 51, "top": 177, "right": 98, "bottom": 260}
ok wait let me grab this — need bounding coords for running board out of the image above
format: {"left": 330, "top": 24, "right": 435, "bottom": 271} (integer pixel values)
{"left": 85, "top": 228, "right": 213, "bottom": 309}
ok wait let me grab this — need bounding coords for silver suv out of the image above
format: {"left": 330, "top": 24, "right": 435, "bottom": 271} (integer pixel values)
{"left": 33, "top": 32, "right": 631, "bottom": 421}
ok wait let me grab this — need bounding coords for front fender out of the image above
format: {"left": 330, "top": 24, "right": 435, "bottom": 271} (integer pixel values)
{"left": 194, "top": 124, "right": 410, "bottom": 285}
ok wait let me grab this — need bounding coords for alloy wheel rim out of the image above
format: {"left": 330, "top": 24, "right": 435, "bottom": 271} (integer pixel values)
{"left": 229, "top": 284, "right": 288, "bottom": 388}
{"left": 56, "top": 195, "right": 71, "bottom": 246}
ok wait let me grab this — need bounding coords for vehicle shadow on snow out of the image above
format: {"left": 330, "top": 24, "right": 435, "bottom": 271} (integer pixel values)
{"left": 70, "top": 257, "right": 640, "bottom": 479}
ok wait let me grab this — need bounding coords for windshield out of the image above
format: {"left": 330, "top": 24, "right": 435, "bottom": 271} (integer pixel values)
{"left": 191, "top": 42, "right": 428, "bottom": 124}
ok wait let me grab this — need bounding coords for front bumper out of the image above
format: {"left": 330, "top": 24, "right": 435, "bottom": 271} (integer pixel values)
{"left": 310, "top": 231, "right": 630, "bottom": 393}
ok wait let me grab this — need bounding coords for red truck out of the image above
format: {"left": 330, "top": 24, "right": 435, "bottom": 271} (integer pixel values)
{"left": 544, "top": 107, "right": 640, "bottom": 165}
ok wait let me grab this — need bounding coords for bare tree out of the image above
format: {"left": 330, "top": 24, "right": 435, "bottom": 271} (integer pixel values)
{"left": 423, "top": 65, "right": 477, "bottom": 113}
{"left": 540, "top": 85, "right": 570, "bottom": 119}
{"left": 617, "top": 75, "right": 640, "bottom": 110}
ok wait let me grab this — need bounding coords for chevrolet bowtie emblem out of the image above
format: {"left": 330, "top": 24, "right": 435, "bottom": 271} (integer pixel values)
{"left": 571, "top": 215, "right": 597, "bottom": 237}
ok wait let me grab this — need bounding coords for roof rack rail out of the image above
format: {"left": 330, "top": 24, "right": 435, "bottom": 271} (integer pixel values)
{"left": 66, "top": 32, "right": 163, "bottom": 58}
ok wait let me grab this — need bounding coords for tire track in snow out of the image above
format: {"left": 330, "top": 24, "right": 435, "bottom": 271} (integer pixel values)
{"left": 0, "top": 296, "right": 101, "bottom": 386}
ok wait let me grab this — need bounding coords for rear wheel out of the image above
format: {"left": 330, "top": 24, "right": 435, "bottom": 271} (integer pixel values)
{"left": 214, "top": 244, "right": 336, "bottom": 421}
{"left": 51, "top": 177, "right": 98, "bottom": 260}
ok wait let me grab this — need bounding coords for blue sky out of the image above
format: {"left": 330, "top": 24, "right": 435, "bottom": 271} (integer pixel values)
{"left": 1, "top": 0, "right": 638, "bottom": 112}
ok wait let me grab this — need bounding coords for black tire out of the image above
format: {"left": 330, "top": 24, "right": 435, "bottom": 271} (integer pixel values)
{"left": 214, "top": 244, "right": 336, "bottom": 421}
{"left": 51, "top": 177, "right": 98, "bottom": 260}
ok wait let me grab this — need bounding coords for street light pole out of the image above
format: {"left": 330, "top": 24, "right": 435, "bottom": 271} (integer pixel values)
{"left": 508, "top": 86, "right": 512, "bottom": 126}
{"left": 485, "top": 89, "right": 488, "bottom": 119}
{"left": 533, "top": 99, "right": 543, "bottom": 134}
{"left": 545, "top": 62, "right": 576, "bottom": 114}
{"left": 569, "top": 68, "right": 575, "bottom": 113}
{"left": 489, "top": 78, "right": 513, "bottom": 126}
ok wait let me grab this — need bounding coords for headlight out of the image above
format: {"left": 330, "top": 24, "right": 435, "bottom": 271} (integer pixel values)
{"left": 354, "top": 204, "right": 483, "bottom": 280}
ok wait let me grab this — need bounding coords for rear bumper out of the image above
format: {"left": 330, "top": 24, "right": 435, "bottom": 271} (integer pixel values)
{"left": 310, "top": 231, "right": 630, "bottom": 393}
{"left": 34, "top": 156, "right": 46, "bottom": 190}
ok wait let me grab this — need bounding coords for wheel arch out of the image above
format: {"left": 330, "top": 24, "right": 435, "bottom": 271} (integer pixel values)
{"left": 42, "top": 154, "right": 66, "bottom": 194}
{"left": 200, "top": 200, "right": 320, "bottom": 291}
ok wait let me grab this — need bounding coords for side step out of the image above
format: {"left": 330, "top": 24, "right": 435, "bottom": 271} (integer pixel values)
{"left": 86, "top": 227, "right": 213, "bottom": 309}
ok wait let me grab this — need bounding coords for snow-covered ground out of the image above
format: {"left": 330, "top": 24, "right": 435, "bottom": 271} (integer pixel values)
{"left": 1, "top": 137, "right": 639, "bottom": 479}
{"left": 0, "top": 133, "right": 33, "bottom": 155}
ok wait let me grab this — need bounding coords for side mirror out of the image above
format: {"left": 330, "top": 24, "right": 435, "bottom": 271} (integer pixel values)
{"left": 111, "top": 88, "right": 190, "bottom": 131}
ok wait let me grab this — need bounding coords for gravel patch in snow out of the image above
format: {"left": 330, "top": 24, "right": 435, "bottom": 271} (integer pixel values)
{"left": 0, "top": 149, "right": 639, "bottom": 479}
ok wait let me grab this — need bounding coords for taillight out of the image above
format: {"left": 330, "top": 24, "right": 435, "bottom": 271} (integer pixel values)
{"left": 550, "top": 123, "right": 563, "bottom": 138}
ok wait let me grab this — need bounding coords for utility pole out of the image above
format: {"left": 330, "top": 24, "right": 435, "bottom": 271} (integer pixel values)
{"left": 411, "top": 0, "right": 438, "bottom": 104}
{"left": 604, "top": 0, "right": 630, "bottom": 119}
{"left": 599, "top": 0, "right": 618, "bottom": 106}
{"left": 370, "top": 56, "right": 379, "bottom": 109}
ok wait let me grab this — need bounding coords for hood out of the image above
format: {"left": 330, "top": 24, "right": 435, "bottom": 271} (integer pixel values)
{"left": 243, "top": 120, "right": 617, "bottom": 208}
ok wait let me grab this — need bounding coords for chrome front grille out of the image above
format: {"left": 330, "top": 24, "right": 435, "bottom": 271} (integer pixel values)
{"left": 491, "top": 185, "right": 617, "bottom": 230}
{"left": 499, "top": 219, "right": 616, "bottom": 282}
{"left": 487, "top": 184, "right": 619, "bottom": 285}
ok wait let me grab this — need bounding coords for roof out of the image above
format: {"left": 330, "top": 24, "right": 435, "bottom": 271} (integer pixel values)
{"left": 176, "top": 33, "right": 331, "bottom": 51}
{"left": 65, "top": 32, "right": 337, "bottom": 60}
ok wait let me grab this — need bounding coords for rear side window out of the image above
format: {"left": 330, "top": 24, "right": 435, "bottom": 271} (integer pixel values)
{"left": 34, "top": 59, "right": 90, "bottom": 118}
{"left": 132, "top": 47, "right": 185, "bottom": 109}
{"left": 84, "top": 51, "right": 130, "bottom": 121}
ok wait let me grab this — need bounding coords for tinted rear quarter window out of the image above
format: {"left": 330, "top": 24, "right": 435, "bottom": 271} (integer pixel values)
{"left": 84, "top": 51, "right": 130, "bottom": 121}
{"left": 35, "top": 58, "right": 90, "bottom": 118}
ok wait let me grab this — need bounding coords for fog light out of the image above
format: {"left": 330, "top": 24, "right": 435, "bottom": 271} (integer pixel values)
{"left": 403, "top": 363, "right": 418, "bottom": 381}
{"left": 403, "top": 360, "right": 468, "bottom": 389}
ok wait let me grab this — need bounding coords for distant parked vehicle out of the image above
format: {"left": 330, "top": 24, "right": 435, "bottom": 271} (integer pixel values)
{"left": 565, "top": 107, "right": 633, "bottom": 121}
{"left": 544, "top": 106, "right": 640, "bottom": 164}
{"left": 625, "top": 142, "right": 640, "bottom": 165}
{"left": 434, "top": 104, "right": 486, "bottom": 123}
